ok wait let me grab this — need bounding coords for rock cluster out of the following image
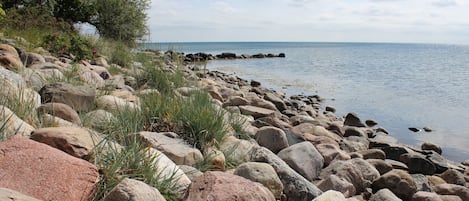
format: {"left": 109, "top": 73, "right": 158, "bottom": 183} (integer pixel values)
{"left": 184, "top": 52, "right": 286, "bottom": 62}
{"left": 1, "top": 38, "right": 468, "bottom": 201}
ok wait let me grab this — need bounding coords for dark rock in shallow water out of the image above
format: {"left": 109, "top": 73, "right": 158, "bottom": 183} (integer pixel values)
{"left": 409, "top": 127, "right": 421, "bottom": 132}
{"left": 344, "top": 113, "right": 366, "bottom": 127}
{"left": 325, "top": 106, "right": 336, "bottom": 113}
{"left": 365, "top": 119, "right": 378, "bottom": 127}
{"left": 250, "top": 80, "right": 261, "bottom": 87}
{"left": 217, "top": 52, "right": 237, "bottom": 59}
{"left": 278, "top": 53, "right": 286, "bottom": 57}
{"left": 426, "top": 151, "right": 450, "bottom": 174}
{"left": 405, "top": 153, "right": 437, "bottom": 175}
{"left": 423, "top": 127, "right": 433, "bottom": 132}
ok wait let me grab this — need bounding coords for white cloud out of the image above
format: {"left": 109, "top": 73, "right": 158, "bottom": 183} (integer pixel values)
{"left": 432, "top": 0, "right": 458, "bottom": 7}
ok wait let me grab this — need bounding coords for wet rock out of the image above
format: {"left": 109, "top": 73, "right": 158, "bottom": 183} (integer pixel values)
{"left": 277, "top": 141, "right": 324, "bottom": 181}
{"left": 423, "top": 127, "right": 433, "bottom": 132}
{"left": 380, "top": 145, "right": 413, "bottom": 161}
{"left": 39, "top": 82, "right": 96, "bottom": 112}
{"left": 104, "top": 178, "right": 166, "bottom": 201}
{"left": 239, "top": 105, "right": 276, "bottom": 119}
{"left": 406, "top": 153, "right": 436, "bottom": 175}
{"left": 234, "top": 162, "right": 284, "bottom": 199}
{"left": 412, "top": 191, "right": 443, "bottom": 201}
{"left": 0, "top": 135, "right": 99, "bottom": 201}
{"left": 370, "top": 189, "right": 402, "bottom": 201}
{"left": 367, "top": 159, "right": 393, "bottom": 175}
{"left": 135, "top": 132, "right": 204, "bottom": 166}
{"left": 409, "top": 127, "right": 421, "bottom": 132}
{"left": 439, "top": 169, "right": 466, "bottom": 186}
{"left": 433, "top": 184, "right": 469, "bottom": 201}
{"left": 344, "top": 113, "right": 366, "bottom": 127}
{"left": 372, "top": 169, "right": 418, "bottom": 200}
{"left": 313, "top": 190, "right": 347, "bottom": 201}
{"left": 183, "top": 171, "right": 275, "bottom": 201}
{"left": 385, "top": 159, "right": 409, "bottom": 170}
{"left": 325, "top": 106, "right": 336, "bottom": 113}
{"left": 250, "top": 80, "right": 261, "bottom": 87}
{"left": 30, "top": 127, "right": 101, "bottom": 160}
{"left": 0, "top": 188, "right": 42, "bottom": 201}
{"left": 317, "top": 174, "right": 356, "bottom": 198}
{"left": 255, "top": 126, "right": 289, "bottom": 153}
{"left": 250, "top": 146, "right": 322, "bottom": 200}
{"left": 37, "top": 102, "right": 81, "bottom": 125}
{"left": 422, "top": 142, "right": 442, "bottom": 155}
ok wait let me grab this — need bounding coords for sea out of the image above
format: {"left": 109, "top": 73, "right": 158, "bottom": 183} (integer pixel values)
{"left": 140, "top": 42, "right": 469, "bottom": 162}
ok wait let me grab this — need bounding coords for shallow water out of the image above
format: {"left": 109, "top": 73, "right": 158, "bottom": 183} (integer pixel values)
{"left": 142, "top": 42, "right": 469, "bottom": 162}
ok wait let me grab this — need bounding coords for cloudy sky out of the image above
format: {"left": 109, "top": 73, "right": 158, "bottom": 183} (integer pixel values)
{"left": 147, "top": 0, "right": 469, "bottom": 44}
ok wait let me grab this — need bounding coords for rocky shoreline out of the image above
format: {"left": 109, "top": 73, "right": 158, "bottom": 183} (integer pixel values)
{"left": 1, "top": 37, "right": 468, "bottom": 201}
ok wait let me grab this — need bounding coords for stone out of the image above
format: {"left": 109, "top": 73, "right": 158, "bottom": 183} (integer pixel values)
{"left": 264, "top": 92, "right": 287, "bottom": 112}
{"left": 0, "top": 67, "right": 25, "bottom": 86}
{"left": 30, "top": 127, "right": 101, "bottom": 160}
{"left": 344, "top": 113, "right": 366, "bottom": 127}
{"left": 0, "top": 79, "right": 41, "bottom": 110}
{"left": 439, "top": 169, "right": 466, "bottom": 186}
{"left": 92, "top": 57, "right": 109, "bottom": 67}
{"left": 340, "top": 136, "right": 369, "bottom": 152}
{"left": 88, "top": 65, "right": 111, "bottom": 80}
{"left": 412, "top": 174, "right": 433, "bottom": 192}
{"left": 365, "top": 119, "right": 378, "bottom": 127}
{"left": 0, "top": 52, "right": 23, "bottom": 71}
{"left": 250, "top": 146, "right": 323, "bottom": 200}
{"left": 423, "top": 127, "right": 433, "bottom": 132}
{"left": 203, "top": 147, "right": 226, "bottom": 171}
{"left": 317, "top": 174, "right": 356, "bottom": 198}
{"left": 372, "top": 169, "right": 418, "bottom": 200}
{"left": 380, "top": 145, "right": 413, "bottom": 161}
{"left": 79, "top": 70, "right": 105, "bottom": 88}
{"left": 255, "top": 126, "right": 289, "bottom": 153}
{"left": 0, "top": 44, "right": 19, "bottom": 58}
{"left": 406, "top": 153, "right": 437, "bottom": 175}
{"left": 313, "top": 190, "right": 347, "bottom": 201}
{"left": 412, "top": 191, "right": 443, "bottom": 201}
{"left": 369, "top": 133, "right": 398, "bottom": 147}
{"left": 422, "top": 142, "right": 442, "bottom": 154}
{"left": 0, "top": 105, "right": 35, "bottom": 136}
{"left": 25, "top": 52, "right": 45, "bottom": 67}
{"left": 220, "top": 136, "right": 257, "bottom": 163}
{"left": 0, "top": 135, "right": 99, "bottom": 201}
{"left": 183, "top": 171, "right": 275, "bottom": 201}
{"left": 147, "top": 149, "right": 191, "bottom": 193}
{"left": 179, "top": 165, "right": 203, "bottom": 181}
{"left": 344, "top": 127, "right": 367, "bottom": 138}
{"left": 277, "top": 141, "right": 324, "bottom": 181}
{"left": 83, "top": 109, "right": 115, "bottom": 131}
{"left": 369, "top": 189, "right": 402, "bottom": 201}
{"left": 239, "top": 105, "right": 276, "bottom": 119}
{"left": 223, "top": 96, "right": 249, "bottom": 107}
{"left": 439, "top": 195, "right": 463, "bottom": 201}
{"left": 235, "top": 162, "right": 284, "bottom": 199}
{"left": 325, "top": 106, "right": 336, "bottom": 113}
{"left": 367, "top": 159, "right": 393, "bottom": 175}
{"left": 0, "top": 188, "right": 42, "bottom": 201}
{"left": 358, "top": 149, "right": 386, "bottom": 160}
{"left": 96, "top": 95, "right": 140, "bottom": 112}
{"left": 315, "top": 143, "right": 350, "bottom": 166}
{"left": 320, "top": 158, "right": 379, "bottom": 193}
{"left": 103, "top": 178, "right": 166, "bottom": 201}
{"left": 39, "top": 82, "right": 96, "bottom": 112}
{"left": 37, "top": 102, "right": 81, "bottom": 125}
{"left": 385, "top": 159, "right": 409, "bottom": 170}
{"left": 433, "top": 184, "right": 469, "bottom": 201}
{"left": 135, "top": 132, "right": 203, "bottom": 166}
{"left": 292, "top": 123, "right": 342, "bottom": 141}
{"left": 110, "top": 89, "right": 140, "bottom": 105}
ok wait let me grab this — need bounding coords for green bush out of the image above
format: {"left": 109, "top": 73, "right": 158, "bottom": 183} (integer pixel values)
{"left": 42, "top": 32, "right": 94, "bottom": 61}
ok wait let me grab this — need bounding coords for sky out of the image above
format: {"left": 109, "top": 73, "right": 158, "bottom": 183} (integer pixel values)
{"left": 146, "top": 0, "right": 469, "bottom": 44}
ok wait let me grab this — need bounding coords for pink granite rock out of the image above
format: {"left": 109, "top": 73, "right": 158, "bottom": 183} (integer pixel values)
{"left": 0, "top": 135, "right": 99, "bottom": 201}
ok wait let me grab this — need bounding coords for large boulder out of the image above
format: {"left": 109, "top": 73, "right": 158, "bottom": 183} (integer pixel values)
{"left": 83, "top": 109, "right": 115, "bottom": 131}
{"left": 312, "top": 190, "right": 347, "bottom": 201}
{"left": 277, "top": 141, "right": 324, "bottom": 181}
{"left": 235, "top": 162, "right": 284, "bottom": 199}
{"left": 343, "top": 113, "right": 366, "bottom": 127}
{"left": 264, "top": 92, "right": 287, "bottom": 112}
{"left": 135, "top": 132, "right": 203, "bottom": 166}
{"left": 39, "top": 82, "right": 96, "bottom": 112}
{"left": 367, "top": 159, "right": 393, "bottom": 175}
{"left": 250, "top": 146, "right": 323, "bottom": 200}
{"left": 103, "top": 178, "right": 166, "bottom": 201}
{"left": 255, "top": 126, "right": 289, "bottom": 153}
{"left": 433, "top": 184, "right": 469, "bottom": 200}
{"left": 183, "top": 171, "right": 275, "bottom": 201}
{"left": 0, "top": 188, "right": 42, "bottom": 201}
{"left": 439, "top": 169, "right": 466, "bottom": 186}
{"left": 220, "top": 136, "right": 257, "bottom": 163}
{"left": 316, "top": 174, "right": 356, "bottom": 197}
{"left": 315, "top": 143, "right": 350, "bottom": 166}
{"left": 0, "top": 51, "right": 23, "bottom": 71}
{"left": 37, "top": 102, "right": 81, "bottom": 125}
{"left": 369, "top": 188, "right": 402, "bottom": 201}
{"left": 147, "top": 149, "right": 191, "bottom": 193}
{"left": 291, "top": 123, "right": 341, "bottom": 141}
{"left": 372, "top": 169, "right": 418, "bottom": 200}
{"left": 406, "top": 153, "right": 437, "bottom": 175}
{"left": 30, "top": 127, "right": 101, "bottom": 160}
{"left": 0, "top": 135, "right": 99, "bottom": 201}
{"left": 239, "top": 105, "right": 276, "bottom": 119}
{"left": 0, "top": 105, "right": 35, "bottom": 136}
{"left": 0, "top": 79, "right": 41, "bottom": 110}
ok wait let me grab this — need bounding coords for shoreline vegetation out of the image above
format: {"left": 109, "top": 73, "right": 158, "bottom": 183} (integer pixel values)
{"left": 0, "top": 32, "right": 468, "bottom": 200}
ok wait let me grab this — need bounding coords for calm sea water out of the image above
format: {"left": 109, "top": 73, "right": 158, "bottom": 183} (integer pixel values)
{"left": 141, "top": 42, "right": 469, "bottom": 162}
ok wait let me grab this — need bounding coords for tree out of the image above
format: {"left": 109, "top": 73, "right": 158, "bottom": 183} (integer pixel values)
{"left": 91, "top": 0, "right": 150, "bottom": 45}
{"left": 52, "top": 0, "right": 95, "bottom": 24}
{"left": 0, "top": 3, "right": 5, "bottom": 17}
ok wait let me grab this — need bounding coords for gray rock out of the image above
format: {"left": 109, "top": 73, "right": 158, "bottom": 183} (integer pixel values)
{"left": 412, "top": 174, "right": 433, "bottom": 192}
{"left": 380, "top": 145, "right": 413, "bottom": 161}
{"left": 317, "top": 174, "right": 356, "bottom": 198}
{"left": 255, "top": 126, "right": 289, "bottom": 153}
{"left": 234, "top": 162, "right": 284, "bottom": 199}
{"left": 315, "top": 143, "right": 350, "bottom": 166}
{"left": 39, "top": 82, "right": 96, "bottom": 112}
{"left": 104, "top": 178, "right": 166, "bottom": 201}
{"left": 372, "top": 169, "right": 417, "bottom": 200}
{"left": 340, "top": 136, "right": 369, "bottom": 152}
{"left": 83, "top": 109, "right": 115, "bottom": 131}
{"left": 277, "top": 141, "right": 324, "bottom": 181}
{"left": 0, "top": 188, "right": 42, "bottom": 201}
{"left": 439, "top": 169, "right": 466, "bottom": 186}
{"left": 370, "top": 189, "right": 402, "bottom": 201}
{"left": 427, "top": 151, "right": 450, "bottom": 173}
{"left": 344, "top": 113, "right": 366, "bottom": 127}
{"left": 365, "top": 119, "right": 378, "bottom": 127}
{"left": 344, "top": 127, "right": 367, "bottom": 138}
{"left": 250, "top": 146, "right": 322, "bottom": 200}
{"left": 0, "top": 67, "right": 25, "bottom": 86}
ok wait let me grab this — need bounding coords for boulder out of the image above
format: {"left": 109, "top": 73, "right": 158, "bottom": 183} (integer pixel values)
{"left": 83, "top": 109, "right": 115, "bottom": 131}
{"left": 0, "top": 105, "right": 35, "bottom": 136}
{"left": 39, "top": 82, "right": 96, "bottom": 112}
{"left": 427, "top": 151, "right": 450, "bottom": 173}
{"left": 385, "top": 159, "right": 409, "bottom": 170}
{"left": 312, "top": 190, "right": 347, "bottom": 201}
{"left": 178, "top": 165, "right": 203, "bottom": 181}
{"left": 439, "top": 169, "right": 466, "bottom": 186}
{"left": 422, "top": 142, "right": 442, "bottom": 155}
{"left": 147, "top": 149, "right": 191, "bottom": 193}
{"left": 0, "top": 67, "right": 25, "bottom": 86}
{"left": 367, "top": 159, "right": 393, "bottom": 175}
{"left": 369, "top": 189, "right": 402, "bottom": 201}
{"left": 340, "top": 136, "right": 369, "bottom": 152}
{"left": 316, "top": 174, "right": 356, "bottom": 197}
{"left": 109, "top": 89, "right": 140, "bottom": 105}
{"left": 315, "top": 143, "right": 350, "bottom": 166}
{"left": 412, "top": 174, "right": 433, "bottom": 192}
{"left": 343, "top": 113, "right": 366, "bottom": 127}
{"left": 406, "top": 153, "right": 437, "bottom": 175}
{"left": 30, "top": 127, "right": 100, "bottom": 160}
{"left": 103, "top": 178, "right": 166, "bottom": 201}
{"left": 292, "top": 123, "right": 342, "bottom": 141}
{"left": 277, "top": 141, "right": 324, "bottom": 181}
{"left": 234, "top": 162, "right": 284, "bottom": 199}
{"left": 239, "top": 105, "right": 276, "bottom": 119}
{"left": 0, "top": 44, "right": 19, "bottom": 57}
{"left": 0, "top": 79, "right": 41, "bottom": 110}
{"left": 135, "top": 132, "right": 203, "bottom": 166}
{"left": 220, "top": 136, "right": 257, "bottom": 163}
{"left": 358, "top": 149, "right": 386, "bottom": 160}
{"left": 223, "top": 96, "right": 249, "bottom": 107}
{"left": 25, "top": 52, "right": 45, "bottom": 67}
{"left": 0, "top": 51, "right": 23, "bottom": 71}
{"left": 372, "top": 169, "right": 418, "bottom": 200}
{"left": 412, "top": 191, "right": 443, "bottom": 201}
{"left": 250, "top": 146, "right": 323, "bottom": 200}
{"left": 433, "top": 184, "right": 469, "bottom": 201}
{"left": 0, "top": 135, "right": 99, "bottom": 201}
{"left": 255, "top": 126, "right": 289, "bottom": 153}
{"left": 380, "top": 145, "right": 413, "bottom": 161}
{"left": 183, "top": 171, "right": 275, "bottom": 201}
{"left": 79, "top": 70, "right": 105, "bottom": 88}
{"left": 365, "top": 119, "right": 378, "bottom": 127}
{"left": 344, "top": 127, "right": 367, "bottom": 138}
{"left": 264, "top": 92, "right": 287, "bottom": 112}
{"left": 96, "top": 95, "right": 140, "bottom": 112}
{"left": 203, "top": 147, "right": 226, "bottom": 171}
{"left": 0, "top": 188, "right": 42, "bottom": 201}
{"left": 37, "top": 102, "right": 81, "bottom": 125}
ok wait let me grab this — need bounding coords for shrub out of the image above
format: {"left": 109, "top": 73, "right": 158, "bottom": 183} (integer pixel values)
{"left": 42, "top": 32, "right": 94, "bottom": 61}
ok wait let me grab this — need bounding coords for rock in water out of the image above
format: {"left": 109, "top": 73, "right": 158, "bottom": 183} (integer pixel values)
{"left": 409, "top": 127, "right": 421, "bottom": 132}
{"left": 344, "top": 113, "right": 366, "bottom": 127}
